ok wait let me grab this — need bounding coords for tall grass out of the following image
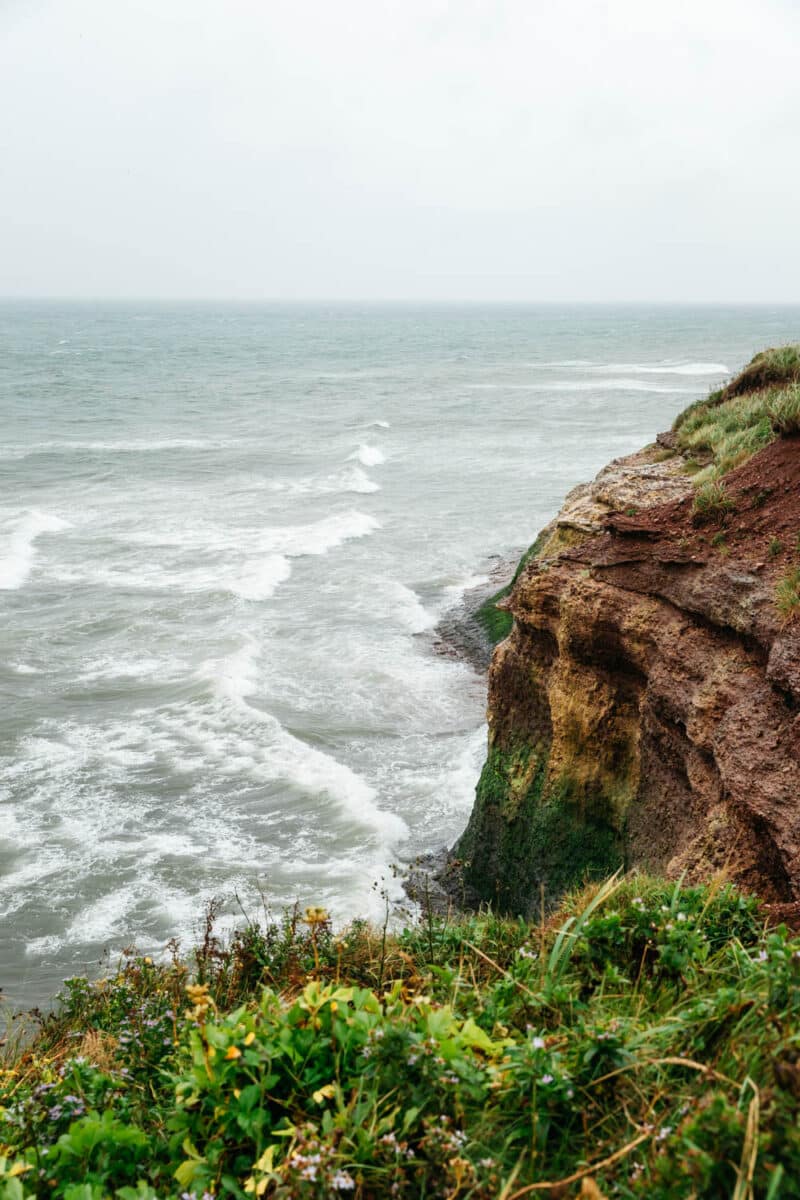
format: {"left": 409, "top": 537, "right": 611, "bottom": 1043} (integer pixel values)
{"left": 672, "top": 345, "right": 800, "bottom": 484}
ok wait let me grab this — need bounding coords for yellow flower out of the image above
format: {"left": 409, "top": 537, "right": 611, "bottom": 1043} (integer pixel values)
{"left": 244, "top": 1031, "right": 256, "bottom": 1046}
{"left": 303, "top": 906, "right": 329, "bottom": 926}
{"left": 186, "top": 983, "right": 211, "bottom": 1004}
{"left": 225, "top": 1045, "right": 242, "bottom": 1060}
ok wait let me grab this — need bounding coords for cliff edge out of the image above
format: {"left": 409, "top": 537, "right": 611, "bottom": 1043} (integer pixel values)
{"left": 457, "top": 346, "right": 800, "bottom": 913}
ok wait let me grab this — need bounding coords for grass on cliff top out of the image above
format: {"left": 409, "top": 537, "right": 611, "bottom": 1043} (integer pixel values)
{"left": 674, "top": 345, "right": 800, "bottom": 485}
{"left": 3, "top": 877, "right": 800, "bottom": 1199}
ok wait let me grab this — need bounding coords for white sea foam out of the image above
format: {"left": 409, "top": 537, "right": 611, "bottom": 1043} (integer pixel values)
{"left": 466, "top": 380, "right": 698, "bottom": 394}
{"left": 207, "top": 641, "right": 408, "bottom": 843}
{"left": 350, "top": 443, "right": 386, "bottom": 467}
{"left": 440, "top": 573, "right": 490, "bottom": 609}
{"left": 590, "top": 362, "right": 729, "bottom": 376}
{"left": 25, "top": 883, "right": 145, "bottom": 957}
{"left": 383, "top": 582, "right": 437, "bottom": 633}
{"left": 0, "top": 510, "right": 71, "bottom": 590}
{"left": 230, "top": 554, "right": 292, "bottom": 601}
{"left": 267, "top": 465, "right": 379, "bottom": 496}
{"left": 528, "top": 360, "right": 728, "bottom": 375}
{"left": 265, "top": 510, "right": 380, "bottom": 558}
{"left": 54, "top": 512, "right": 380, "bottom": 598}
{"left": 0, "top": 438, "right": 243, "bottom": 459}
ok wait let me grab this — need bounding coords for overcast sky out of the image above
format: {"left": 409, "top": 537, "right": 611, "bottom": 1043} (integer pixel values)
{"left": 2, "top": 0, "right": 799, "bottom": 302}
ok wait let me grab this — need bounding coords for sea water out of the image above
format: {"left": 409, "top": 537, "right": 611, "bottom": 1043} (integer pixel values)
{"left": 2, "top": 302, "right": 799, "bottom": 1009}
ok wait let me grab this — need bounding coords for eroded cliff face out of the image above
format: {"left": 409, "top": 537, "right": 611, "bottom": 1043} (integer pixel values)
{"left": 457, "top": 428, "right": 800, "bottom": 914}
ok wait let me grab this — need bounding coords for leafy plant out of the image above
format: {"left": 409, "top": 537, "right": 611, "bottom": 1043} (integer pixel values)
{"left": 3, "top": 878, "right": 797, "bottom": 1199}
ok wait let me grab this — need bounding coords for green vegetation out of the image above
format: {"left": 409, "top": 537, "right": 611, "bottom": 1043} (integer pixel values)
{"left": 692, "top": 481, "right": 735, "bottom": 525}
{"left": 722, "top": 344, "right": 800, "bottom": 399}
{"left": 458, "top": 747, "right": 623, "bottom": 914}
{"left": 767, "top": 385, "right": 800, "bottom": 436}
{"left": 768, "top": 539, "right": 783, "bottom": 561}
{"left": 775, "top": 566, "right": 800, "bottom": 623}
{"left": 475, "top": 532, "right": 548, "bottom": 645}
{"left": 3, "top": 879, "right": 799, "bottom": 1198}
{"left": 673, "top": 346, "right": 800, "bottom": 485}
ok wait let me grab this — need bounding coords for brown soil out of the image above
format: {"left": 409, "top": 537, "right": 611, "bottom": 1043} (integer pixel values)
{"left": 603, "top": 436, "right": 800, "bottom": 582}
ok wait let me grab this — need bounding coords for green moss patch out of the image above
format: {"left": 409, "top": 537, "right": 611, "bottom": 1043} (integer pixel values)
{"left": 457, "top": 746, "right": 624, "bottom": 915}
{"left": 474, "top": 531, "right": 549, "bottom": 645}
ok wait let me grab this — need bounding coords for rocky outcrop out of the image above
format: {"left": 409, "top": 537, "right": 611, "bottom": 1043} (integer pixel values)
{"left": 457, "top": 432, "right": 800, "bottom": 914}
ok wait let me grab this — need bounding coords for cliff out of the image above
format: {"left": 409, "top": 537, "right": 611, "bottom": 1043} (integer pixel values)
{"left": 457, "top": 346, "right": 800, "bottom": 913}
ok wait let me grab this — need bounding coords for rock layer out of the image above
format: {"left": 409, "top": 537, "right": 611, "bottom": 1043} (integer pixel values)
{"left": 457, "top": 436, "right": 800, "bottom": 912}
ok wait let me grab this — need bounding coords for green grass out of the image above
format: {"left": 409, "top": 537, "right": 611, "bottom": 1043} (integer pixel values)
{"left": 3, "top": 879, "right": 799, "bottom": 1199}
{"left": 672, "top": 346, "right": 800, "bottom": 486}
{"left": 692, "top": 480, "right": 735, "bottom": 525}
{"left": 775, "top": 566, "right": 800, "bottom": 622}
{"left": 767, "top": 384, "right": 800, "bottom": 436}
{"left": 474, "top": 532, "right": 548, "bottom": 645}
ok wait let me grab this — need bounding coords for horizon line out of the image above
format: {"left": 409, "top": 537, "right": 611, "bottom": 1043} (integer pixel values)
{"left": 2, "top": 296, "right": 800, "bottom": 307}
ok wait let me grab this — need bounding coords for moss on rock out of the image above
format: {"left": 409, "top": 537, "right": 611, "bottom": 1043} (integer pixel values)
{"left": 474, "top": 532, "right": 549, "bottom": 645}
{"left": 457, "top": 744, "right": 624, "bottom": 915}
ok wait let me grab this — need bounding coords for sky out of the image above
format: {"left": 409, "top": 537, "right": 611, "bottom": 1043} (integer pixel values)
{"left": 2, "top": 0, "right": 800, "bottom": 302}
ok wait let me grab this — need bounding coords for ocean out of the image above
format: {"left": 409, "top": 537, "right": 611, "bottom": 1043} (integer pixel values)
{"left": 2, "top": 301, "right": 799, "bottom": 1010}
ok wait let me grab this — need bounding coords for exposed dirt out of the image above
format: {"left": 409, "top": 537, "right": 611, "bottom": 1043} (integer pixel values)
{"left": 603, "top": 436, "right": 800, "bottom": 580}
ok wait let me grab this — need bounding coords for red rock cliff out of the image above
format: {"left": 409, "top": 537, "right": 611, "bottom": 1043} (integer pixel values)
{"left": 457, "top": 349, "right": 800, "bottom": 912}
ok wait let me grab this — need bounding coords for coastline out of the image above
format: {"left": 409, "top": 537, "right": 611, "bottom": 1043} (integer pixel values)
{"left": 402, "top": 556, "right": 523, "bottom": 915}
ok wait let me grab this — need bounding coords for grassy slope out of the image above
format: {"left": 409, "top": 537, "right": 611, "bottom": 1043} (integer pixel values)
{"left": 2, "top": 878, "right": 799, "bottom": 1199}
{"left": 673, "top": 345, "right": 800, "bottom": 484}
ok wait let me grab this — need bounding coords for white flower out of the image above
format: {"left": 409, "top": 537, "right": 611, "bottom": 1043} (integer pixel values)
{"left": 540, "top": 1073, "right": 554, "bottom": 1084}
{"left": 332, "top": 1169, "right": 355, "bottom": 1190}
{"left": 531, "top": 1036, "right": 545, "bottom": 1050}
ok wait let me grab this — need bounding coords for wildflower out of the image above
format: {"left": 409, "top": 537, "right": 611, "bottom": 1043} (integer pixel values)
{"left": 756, "top": 949, "right": 768, "bottom": 962}
{"left": 186, "top": 983, "right": 211, "bottom": 1005}
{"left": 331, "top": 1170, "right": 355, "bottom": 1190}
{"left": 677, "top": 912, "right": 687, "bottom": 922}
{"left": 303, "top": 907, "right": 329, "bottom": 926}
{"left": 531, "top": 1036, "right": 545, "bottom": 1050}
{"left": 540, "top": 1074, "right": 554, "bottom": 1085}
{"left": 225, "top": 1046, "right": 242, "bottom": 1060}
